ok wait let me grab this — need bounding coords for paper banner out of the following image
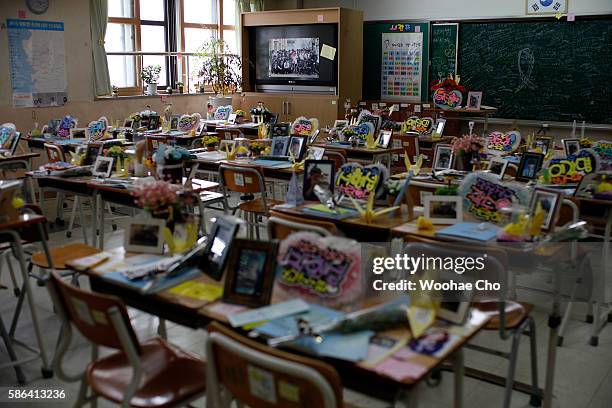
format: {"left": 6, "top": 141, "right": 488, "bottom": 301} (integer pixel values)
{"left": 486, "top": 130, "right": 522, "bottom": 155}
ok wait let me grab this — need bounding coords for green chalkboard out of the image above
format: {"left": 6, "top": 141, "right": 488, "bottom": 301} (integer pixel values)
{"left": 363, "top": 21, "right": 430, "bottom": 102}
{"left": 458, "top": 19, "right": 612, "bottom": 124}
{"left": 430, "top": 23, "right": 458, "bottom": 81}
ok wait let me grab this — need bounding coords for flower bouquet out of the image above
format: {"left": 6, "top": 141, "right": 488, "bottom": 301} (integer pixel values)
{"left": 133, "top": 180, "right": 196, "bottom": 232}
{"left": 202, "top": 135, "right": 220, "bottom": 151}
{"left": 104, "top": 145, "right": 127, "bottom": 175}
{"left": 249, "top": 140, "right": 266, "bottom": 156}
{"left": 153, "top": 144, "right": 191, "bottom": 183}
{"left": 451, "top": 134, "right": 484, "bottom": 171}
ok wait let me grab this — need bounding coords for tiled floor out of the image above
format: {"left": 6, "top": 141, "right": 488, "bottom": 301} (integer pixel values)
{"left": 0, "top": 201, "right": 610, "bottom": 408}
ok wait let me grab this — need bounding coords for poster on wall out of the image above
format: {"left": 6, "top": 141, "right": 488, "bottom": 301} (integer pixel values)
{"left": 381, "top": 32, "right": 424, "bottom": 101}
{"left": 7, "top": 19, "right": 68, "bottom": 108}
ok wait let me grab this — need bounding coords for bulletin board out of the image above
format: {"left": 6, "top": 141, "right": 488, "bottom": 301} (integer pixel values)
{"left": 363, "top": 21, "right": 430, "bottom": 102}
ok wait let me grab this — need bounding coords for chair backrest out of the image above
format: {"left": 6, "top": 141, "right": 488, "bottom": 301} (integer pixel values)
{"left": 408, "top": 180, "right": 441, "bottom": 206}
{"left": 219, "top": 163, "right": 266, "bottom": 195}
{"left": 206, "top": 322, "right": 343, "bottom": 408}
{"left": 46, "top": 272, "right": 140, "bottom": 353}
{"left": 322, "top": 150, "right": 346, "bottom": 169}
{"left": 268, "top": 212, "right": 340, "bottom": 240}
{"left": 44, "top": 143, "right": 65, "bottom": 163}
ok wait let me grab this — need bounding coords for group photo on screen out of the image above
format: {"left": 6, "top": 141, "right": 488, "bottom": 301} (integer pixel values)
{"left": 268, "top": 37, "right": 320, "bottom": 78}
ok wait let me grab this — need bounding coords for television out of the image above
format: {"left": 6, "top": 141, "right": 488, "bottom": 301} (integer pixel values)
{"left": 250, "top": 24, "right": 338, "bottom": 94}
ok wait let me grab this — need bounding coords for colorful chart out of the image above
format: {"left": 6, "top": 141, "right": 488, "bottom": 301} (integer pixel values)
{"left": 381, "top": 32, "right": 424, "bottom": 101}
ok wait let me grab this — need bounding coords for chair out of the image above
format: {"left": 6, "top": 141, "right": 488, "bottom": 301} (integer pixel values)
{"left": 268, "top": 212, "right": 340, "bottom": 240}
{"left": 46, "top": 272, "right": 207, "bottom": 408}
{"left": 322, "top": 149, "right": 347, "bottom": 169}
{"left": 403, "top": 240, "right": 541, "bottom": 408}
{"left": 206, "top": 321, "right": 348, "bottom": 408}
{"left": 218, "top": 163, "right": 283, "bottom": 239}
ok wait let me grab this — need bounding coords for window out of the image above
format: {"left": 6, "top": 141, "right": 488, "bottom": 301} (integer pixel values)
{"left": 106, "top": 0, "right": 238, "bottom": 94}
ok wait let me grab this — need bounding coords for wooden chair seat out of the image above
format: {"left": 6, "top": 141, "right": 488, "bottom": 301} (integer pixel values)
{"left": 474, "top": 301, "right": 534, "bottom": 330}
{"left": 87, "top": 337, "right": 206, "bottom": 408}
{"left": 238, "top": 198, "right": 284, "bottom": 215}
{"left": 31, "top": 243, "right": 100, "bottom": 269}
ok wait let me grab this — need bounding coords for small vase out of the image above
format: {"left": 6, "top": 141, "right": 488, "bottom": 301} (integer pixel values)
{"left": 454, "top": 153, "right": 471, "bottom": 171}
{"left": 157, "top": 163, "right": 184, "bottom": 184}
{"left": 147, "top": 83, "right": 157, "bottom": 95}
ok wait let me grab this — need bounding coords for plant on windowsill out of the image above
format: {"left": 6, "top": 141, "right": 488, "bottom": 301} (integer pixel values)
{"left": 196, "top": 38, "right": 243, "bottom": 108}
{"left": 176, "top": 82, "right": 184, "bottom": 94}
{"left": 141, "top": 65, "right": 162, "bottom": 96}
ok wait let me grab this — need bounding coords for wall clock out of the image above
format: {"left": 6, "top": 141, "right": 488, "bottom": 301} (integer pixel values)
{"left": 26, "top": 0, "right": 49, "bottom": 15}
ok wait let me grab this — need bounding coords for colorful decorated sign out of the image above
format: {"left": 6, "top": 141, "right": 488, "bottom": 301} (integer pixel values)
{"left": 178, "top": 113, "right": 201, "bottom": 132}
{"left": 86, "top": 117, "right": 108, "bottom": 141}
{"left": 459, "top": 172, "right": 528, "bottom": 223}
{"left": 547, "top": 149, "right": 599, "bottom": 185}
{"left": 432, "top": 88, "right": 462, "bottom": 109}
{"left": 291, "top": 117, "right": 319, "bottom": 136}
{"left": 486, "top": 130, "right": 522, "bottom": 155}
{"left": 57, "top": 115, "right": 77, "bottom": 137}
{"left": 276, "top": 232, "right": 363, "bottom": 307}
{"left": 357, "top": 110, "right": 382, "bottom": 131}
{"left": 349, "top": 122, "right": 375, "bottom": 141}
{"left": 389, "top": 23, "right": 412, "bottom": 32}
{"left": 213, "top": 105, "right": 233, "bottom": 121}
{"left": 592, "top": 141, "right": 612, "bottom": 171}
{"left": 404, "top": 116, "right": 434, "bottom": 134}
{"left": 335, "top": 163, "right": 387, "bottom": 199}
{"left": 0, "top": 123, "right": 17, "bottom": 149}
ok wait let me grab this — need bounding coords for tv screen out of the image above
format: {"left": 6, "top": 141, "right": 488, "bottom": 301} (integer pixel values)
{"left": 251, "top": 24, "right": 337, "bottom": 88}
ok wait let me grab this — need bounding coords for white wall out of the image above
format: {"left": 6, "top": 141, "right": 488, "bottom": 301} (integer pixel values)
{"left": 303, "top": 0, "right": 612, "bottom": 20}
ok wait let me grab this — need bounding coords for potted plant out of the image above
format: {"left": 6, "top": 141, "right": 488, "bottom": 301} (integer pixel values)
{"left": 249, "top": 140, "right": 267, "bottom": 157}
{"left": 176, "top": 82, "right": 184, "bottom": 94}
{"left": 141, "top": 65, "right": 161, "bottom": 95}
{"left": 202, "top": 134, "right": 220, "bottom": 151}
{"left": 152, "top": 144, "right": 192, "bottom": 183}
{"left": 197, "top": 38, "right": 243, "bottom": 108}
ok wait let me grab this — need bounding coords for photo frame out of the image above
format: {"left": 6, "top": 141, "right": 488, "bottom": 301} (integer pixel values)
{"left": 487, "top": 157, "right": 509, "bottom": 180}
{"left": 432, "top": 118, "right": 447, "bottom": 139}
{"left": 306, "top": 146, "right": 325, "bottom": 160}
{"left": 0, "top": 131, "right": 22, "bottom": 156}
{"left": 303, "top": 160, "right": 335, "bottom": 201}
{"left": 516, "top": 152, "right": 544, "bottom": 182}
{"left": 466, "top": 91, "right": 483, "bottom": 110}
{"left": 169, "top": 115, "right": 180, "bottom": 131}
{"left": 123, "top": 119, "right": 134, "bottom": 128}
{"left": 424, "top": 195, "right": 463, "bottom": 224}
{"left": 83, "top": 144, "right": 102, "bottom": 166}
{"left": 529, "top": 187, "right": 562, "bottom": 232}
{"left": 534, "top": 137, "right": 552, "bottom": 155}
{"left": 288, "top": 136, "right": 307, "bottom": 160}
{"left": 222, "top": 239, "right": 278, "bottom": 308}
{"left": 227, "top": 113, "right": 237, "bottom": 125}
{"left": 92, "top": 156, "right": 114, "bottom": 178}
{"left": 70, "top": 128, "right": 87, "bottom": 139}
{"left": 200, "top": 215, "right": 241, "bottom": 281}
{"left": 562, "top": 138, "right": 581, "bottom": 156}
{"left": 271, "top": 136, "right": 290, "bottom": 156}
{"left": 432, "top": 144, "right": 454, "bottom": 171}
{"left": 124, "top": 218, "right": 166, "bottom": 254}
{"left": 378, "top": 130, "right": 393, "bottom": 149}
{"left": 270, "top": 123, "right": 290, "bottom": 138}
{"left": 333, "top": 119, "right": 349, "bottom": 130}
{"left": 147, "top": 115, "right": 161, "bottom": 131}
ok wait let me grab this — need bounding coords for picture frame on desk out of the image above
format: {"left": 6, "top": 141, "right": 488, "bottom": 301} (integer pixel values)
{"left": 124, "top": 218, "right": 166, "bottom": 255}
{"left": 432, "top": 143, "right": 454, "bottom": 171}
{"left": 270, "top": 123, "right": 290, "bottom": 138}
{"left": 423, "top": 195, "right": 463, "bottom": 225}
{"left": 201, "top": 215, "right": 241, "bottom": 281}
{"left": 123, "top": 119, "right": 134, "bottom": 129}
{"left": 466, "top": 91, "right": 483, "bottom": 110}
{"left": 271, "top": 136, "right": 289, "bottom": 156}
{"left": 378, "top": 130, "right": 393, "bottom": 149}
{"left": 227, "top": 113, "right": 237, "bottom": 125}
{"left": 306, "top": 146, "right": 325, "bottom": 160}
{"left": 333, "top": 119, "right": 349, "bottom": 130}
{"left": 529, "top": 187, "right": 562, "bottom": 233}
{"left": 432, "top": 118, "right": 447, "bottom": 139}
{"left": 83, "top": 144, "right": 102, "bottom": 166}
{"left": 169, "top": 115, "right": 180, "bottom": 131}
{"left": 303, "top": 160, "right": 335, "bottom": 201}
{"left": 92, "top": 156, "right": 114, "bottom": 178}
{"left": 488, "top": 157, "right": 509, "bottom": 180}
{"left": 0, "top": 132, "right": 22, "bottom": 156}
{"left": 288, "top": 136, "right": 307, "bottom": 160}
{"left": 70, "top": 128, "right": 87, "bottom": 140}
{"left": 563, "top": 138, "right": 581, "bottom": 156}
{"left": 534, "top": 137, "right": 552, "bottom": 155}
{"left": 147, "top": 115, "right": 161, "bottom": 131}
{"left": 516, "top": 152, "right": 544, "bottom": 182}
{"left": 222, "top": 239, "right": 278, "bottom": 308}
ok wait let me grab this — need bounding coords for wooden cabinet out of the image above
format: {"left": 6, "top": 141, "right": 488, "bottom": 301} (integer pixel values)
{"left": 238, "top": 93, "right": 339, "bottom": 127}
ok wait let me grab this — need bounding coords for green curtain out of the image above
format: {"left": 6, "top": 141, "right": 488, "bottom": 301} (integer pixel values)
{"left": 90, "top": 0, "right": 111, "bottom": 96}
{"left": 236, "top": 0, "right": 264, "bottom": 56}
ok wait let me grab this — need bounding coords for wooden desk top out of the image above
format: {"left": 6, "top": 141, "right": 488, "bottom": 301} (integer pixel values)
{"left": 0, "top": 153, "right": 40, "bottom": 162}
{"left": 195, "top": 158, "right": 300, "bottom": 180}
{"left": 0, "top": 214, "right": 46, "bottom": 231}
{"left": 314, "top": 143, "right": 404, "bottom": 155}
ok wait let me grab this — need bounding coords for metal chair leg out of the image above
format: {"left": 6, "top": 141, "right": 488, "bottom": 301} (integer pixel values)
{"left": 503, "top": 331, "right": 522, "bottom": 408}
{"left": 66, "top": 196, "right": 79, "bottom": 238}
{"left": 527, "top": 317, "right": 542, "bottom": 407}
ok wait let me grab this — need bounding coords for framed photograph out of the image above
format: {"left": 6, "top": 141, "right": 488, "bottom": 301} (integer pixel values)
{"left": 529, "top": 187, "right": 562, "bottom": 232}
{"left": 83, "top": 144, "right": 102, "bottom": 166}
{"left": 227, "top": 113, "right": 237, "bottom": 125}
{"left": 432, "top": 118, "right": 447, "bottom": 139}
{"left": 432, "top": 144, "right": 454, "bottom": 170}
{"left": 333, "top": 119, "right": 349, "bottom": 130}
{"left": 270, "top": 123, "right": 290, "bottom": 138}
{"left": 288, "top": 136, "right": 307, "bottom": 160}
{"left": 306, "top": 146, "right": 325, "bottom": 160}
{"left": 200, "top": 215, "right": 241, "bottom": 281}
{"left": 139, "top": 116, "right": 150, "bottom": 129}
{"left": 70, "top": 128, "right": 87, "bottom": 139}
{"left": 516, "top": 152, "right": 544, "bottom": 182}
{"left": 169, "top": 115, "right": 180, "bottom": 131}
{"left": 196, "top": 119, "right": 206, "bottom": 136}
{"left": 131, "top": 119, "right": 141, "bottom": 129}
{"left": 123, "top": 119, "right": 134, "bottom": 128}
{"left": 303, "top": 160, "right": 335, "bottom": 201}
{"left": 378, "top": 130, "right": 393, "bottom": 149}
{"left": 563, "top": 138, "right": 581, "bottom": 156}
{"left": 526, "top": 0, "right": 567, "bottom": 15}
{"left": 92, "top": 156, "right": 114, "bottom": 178}
{"left": 534, "top": 137, "right": 552, "bottom": 155}
{"left": 466, "top": 91, "right": 483, "bottom": 110}
{"left": 271, "top": 136, "right": 289, "bottom": 156}
{"left": 222, "top": 239, "right": 278, "bottom": 308}
{"left": 124, "top": 218, "right": 166, "bottom": 254}
{"left": 147, "top": 115, "right": 161, "bottom": 131}
{"left": 488, "top": 157, "right": 509, "bottom": 180}
{"left": 438, "top": 286, "right": 474, "bottom": 324}
{"left": 424, "top": 195, "right": 463, "bottom": 224}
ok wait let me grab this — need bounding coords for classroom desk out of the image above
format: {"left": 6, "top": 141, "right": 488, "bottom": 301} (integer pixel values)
{"left": 205, "top": 122, "right": 260, "bottom": 137}
{"left": 314, "top": 143, "right": 404, "bottom": 169}
{"left": 194, "top": 158, "right": 300, "bottom": 181}
{"left": 68, "top": 248, "right": 490, "bottom": 408}
{"left": 0, "top": 153, "right": 40, "bottom": 202}
{"left": 271, "top": 202, "right": 413, "bottom": 241}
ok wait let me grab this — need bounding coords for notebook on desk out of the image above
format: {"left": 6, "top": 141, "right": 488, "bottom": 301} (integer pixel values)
{"left": 301, "top": 204, "right": 359, "bottom": 220}
{"left": 436, "top": 222, "right": 500, "bottom": 242}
